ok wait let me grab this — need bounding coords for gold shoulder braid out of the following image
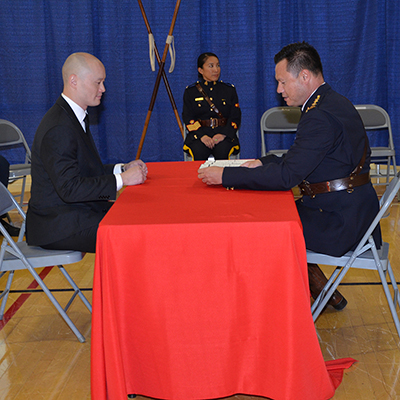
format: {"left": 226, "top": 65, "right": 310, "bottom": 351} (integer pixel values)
{"left": 305, "top": 95, "right": 320, "bottom": 113}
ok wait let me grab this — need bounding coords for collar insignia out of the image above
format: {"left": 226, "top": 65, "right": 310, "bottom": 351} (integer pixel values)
{"left": 305, "top": 95, "right": 320, "bottom": 113}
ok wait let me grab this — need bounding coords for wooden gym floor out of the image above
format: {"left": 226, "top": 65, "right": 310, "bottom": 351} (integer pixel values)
{"left": 1, "top": 176, "right": 400, "bottom": 400}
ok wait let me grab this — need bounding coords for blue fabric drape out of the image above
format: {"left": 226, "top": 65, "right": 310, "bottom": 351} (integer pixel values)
{"left": 1, "top": 0, "right": 399, "bottom": 163}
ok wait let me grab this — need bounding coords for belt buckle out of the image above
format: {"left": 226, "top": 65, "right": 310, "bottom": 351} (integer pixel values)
{"left": 210, "top": 118, "right": 217, "bottom": 128}
{"left": 300, "top": 180, "right": 316, "bottom": 199}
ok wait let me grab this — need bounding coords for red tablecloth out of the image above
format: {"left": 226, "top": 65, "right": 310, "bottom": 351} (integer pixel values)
{"left": 91, "top": 161, "right": 348, "bottom": 400}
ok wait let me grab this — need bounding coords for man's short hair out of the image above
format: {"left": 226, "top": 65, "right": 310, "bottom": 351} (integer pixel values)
{"left": 62, "top": 53, "right": 95, "bottom": 84}
{"left": 274, "top": 41, "right": 323, "bottom": 78}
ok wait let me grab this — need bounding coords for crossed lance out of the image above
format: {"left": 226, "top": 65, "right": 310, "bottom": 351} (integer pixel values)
{"left": 136, "top": 0, "right": 184, "bottom": 159}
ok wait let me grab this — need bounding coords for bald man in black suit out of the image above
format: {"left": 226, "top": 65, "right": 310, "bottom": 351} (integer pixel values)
{"left": 27, "top": 53, "right": 147, "bottom": 253}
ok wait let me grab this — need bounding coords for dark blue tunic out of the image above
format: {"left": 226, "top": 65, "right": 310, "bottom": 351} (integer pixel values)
{"left": 223, "top": 83, "right": 381, "bottom": 256}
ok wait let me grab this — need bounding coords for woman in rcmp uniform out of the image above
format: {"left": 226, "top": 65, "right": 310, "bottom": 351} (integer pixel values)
{"left": 183, "top": 52, "right": 241, "bottom": 160}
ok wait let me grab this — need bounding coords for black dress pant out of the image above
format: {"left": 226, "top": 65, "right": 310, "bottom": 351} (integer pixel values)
{"left": 187, "top": 138, "right": 238, "bottom": 161}
{"left": 41, "top": 224, "right": 99, "bottom": 254}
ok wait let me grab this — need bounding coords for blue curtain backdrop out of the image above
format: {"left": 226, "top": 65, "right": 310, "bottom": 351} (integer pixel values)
{"left": 0, "top": 0, "right": 399, "bottom": 164}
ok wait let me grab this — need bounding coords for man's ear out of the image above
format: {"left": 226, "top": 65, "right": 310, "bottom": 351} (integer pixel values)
{"left": 69, "top": 74, "right": 78, "bottom": 89}
{"left": 301, "top": 69, "right": 311, "bottom": 82}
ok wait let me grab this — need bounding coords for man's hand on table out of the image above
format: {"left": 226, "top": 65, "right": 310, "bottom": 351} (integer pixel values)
{"left": 198, "top": 159, "right": 262, "bottom": 186}
{"left": 125, "top": 159, "right": 148, "bottom": 175}
{"left": 122, "top": 159, "right": 148, "bottom": 186}
{"left": 198, "top": 166, "right": 224, "bottom": 185}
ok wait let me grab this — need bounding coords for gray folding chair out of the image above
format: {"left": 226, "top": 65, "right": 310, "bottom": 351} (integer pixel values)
{"left": 0, "top": 119, "right": 31, "bottom": 206}
{"left": 260, "top": 106, "right": 301, "bottom": 157}
{"left": 355, "top": 105, "right": 397, "bottom": 185}
{"left": 183, "top": 126, "right": 240, "bottom": 161}
{"left": 307, "top": 171, "right": 400, "bottom": 338}
{"left": 0, "top": 182, "right": 92, "bottom": 343}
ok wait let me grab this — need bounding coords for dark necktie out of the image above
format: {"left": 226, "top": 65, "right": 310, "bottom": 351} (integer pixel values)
{"left": 83, "top": 113, "right": 102, "bottom": 162}
{"left": 84, "top": 114, "right": 90, "bottom": 134}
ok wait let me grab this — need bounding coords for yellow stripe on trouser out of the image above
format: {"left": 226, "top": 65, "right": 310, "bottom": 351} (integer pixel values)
{"left": 184, "top": 144, "right": 239, "bottom": 160}
{"left": 228, "top": 145, "right": 240, "bottom": 159}
{"left": 183, "top": 144, "right": 195, "bottom": 160}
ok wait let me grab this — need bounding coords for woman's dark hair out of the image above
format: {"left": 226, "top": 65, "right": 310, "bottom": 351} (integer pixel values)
{"left": 274, "top": 41, "right": 323, "bottom": 78}
{"left": 197, "top": 52, "right": 219, "bottom": 79}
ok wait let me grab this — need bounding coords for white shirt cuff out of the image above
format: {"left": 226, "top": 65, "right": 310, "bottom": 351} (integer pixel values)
{"left": 114, "top": 163, "right": 124, "bottom": 174}
{"left": 114, "top": 164, "right": 125, "bottom": 191}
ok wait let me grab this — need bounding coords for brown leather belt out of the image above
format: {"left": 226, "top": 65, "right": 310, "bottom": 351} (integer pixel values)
{"left": 200, "top": 118, "right": 227, "bottom": 128}
{"left": 298, "top": 172, "right": 370, "bottom": 198}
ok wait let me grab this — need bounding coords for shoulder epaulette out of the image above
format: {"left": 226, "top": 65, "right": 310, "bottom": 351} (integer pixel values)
{"left": 186, "top": 81, "right": 200, "bottom": 89}
{"left": 220, "top": 80, "right": 235, "bottom": 88}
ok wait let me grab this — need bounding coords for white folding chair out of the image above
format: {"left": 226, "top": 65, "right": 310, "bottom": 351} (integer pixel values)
{"left": 355, "top": 105, "right": 397, "bottom": 185}
{"left": 0, "top": 182, "right": 92, "bottom": 343}
{"left": 183, "top": 126, "right": 240, "bottom": 161}
{"left": 260, "top": 106, "right": 301, "bottom": 157}
{"left": 0, "top": 119, "right": 31, "bottom": 206}
{"left": 307, "top": 171, "right": 400, "bottom": 338}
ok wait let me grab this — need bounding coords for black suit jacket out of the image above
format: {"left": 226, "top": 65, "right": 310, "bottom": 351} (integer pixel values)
{"left": 223, "top": 83, "right": 381, "bottom": 256}
{"left": 26, "top": 96, "right": 116, "bottom": 246}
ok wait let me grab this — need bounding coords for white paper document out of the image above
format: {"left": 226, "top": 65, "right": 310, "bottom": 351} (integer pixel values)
{"left": 199, "top": 159, "right": 254, "bottom": 169}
